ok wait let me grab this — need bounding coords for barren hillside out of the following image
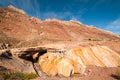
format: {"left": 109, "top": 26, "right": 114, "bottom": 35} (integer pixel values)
{"left": 0, "top": 6, "right": 120, "bottom": 48}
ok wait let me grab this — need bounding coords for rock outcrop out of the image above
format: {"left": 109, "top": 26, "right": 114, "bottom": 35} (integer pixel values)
{"left": 0, "top": 47, "right": 47, "bottom": 74}
{"left": 66, "top": 46, "right": 120, "bottom": 67}
{"left": 0, "top": 46, "right": 120, "bottom": 77}
{"left": 38, "top": 53, "right": 84, "bottom": 77}
{"left": 38, "top": 46, "right": 120, "bottom": 77}
{"left": 8, "top": 5, "right": 26, "bottom": 15}
{"left": 0, "top": 43, "right": 10, "bottom": 50}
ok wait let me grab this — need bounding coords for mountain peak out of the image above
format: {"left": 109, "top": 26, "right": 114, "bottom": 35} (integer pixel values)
{"left": 7, "top": 5, "right": 26, "bottom": 14}
{"left": 69, "top": 20, "right": 82, "bottom": 24}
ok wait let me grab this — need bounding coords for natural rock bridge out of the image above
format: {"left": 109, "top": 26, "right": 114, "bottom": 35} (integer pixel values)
{"left": 0, "top": 46, "right": 120, "bottom": 77}
{"left": 0, "top": 47, "right": 65, "bottom": 75}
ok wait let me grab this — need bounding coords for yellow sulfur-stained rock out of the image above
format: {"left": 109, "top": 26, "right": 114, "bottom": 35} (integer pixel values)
{"left": 66, "top": 46, "right": 120, "bottom": 67}
{"left": 38, "top": 46, "right": 120, "bottom": 77}
{"left": 38, "top": 53, "right": 82, "bottom": 77}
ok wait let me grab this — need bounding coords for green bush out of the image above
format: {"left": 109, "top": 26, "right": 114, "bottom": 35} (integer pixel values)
{"left": 0, "top": 73, "right": 38, "bottom": 80}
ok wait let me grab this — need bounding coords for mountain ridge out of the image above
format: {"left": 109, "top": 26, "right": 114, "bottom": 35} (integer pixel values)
{"left": 0, "top": 5, "right": 120, "bottom": 49}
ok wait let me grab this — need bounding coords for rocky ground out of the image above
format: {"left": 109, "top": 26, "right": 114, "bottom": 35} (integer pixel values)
{"left": 35, "top": 66, "right": 120, "bottom": 80}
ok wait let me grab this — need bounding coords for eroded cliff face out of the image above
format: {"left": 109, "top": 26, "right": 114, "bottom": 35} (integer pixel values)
{"left": 0, "top": 46, "right": 120, "bottom": 77}
{"left": 66, "top": 46, "right": 120, "bottom": 67}
{"left": 38, "top": 46, "right": 120, "bottom": 77}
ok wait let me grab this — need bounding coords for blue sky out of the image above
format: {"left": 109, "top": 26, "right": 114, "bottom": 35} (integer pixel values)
{"left": 0, "top": 0, "right": 120, "bottom": 34}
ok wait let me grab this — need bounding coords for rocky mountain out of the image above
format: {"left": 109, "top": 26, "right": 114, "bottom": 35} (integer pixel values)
{"left": 0, "top": 5, "right": 120, "bottom": 79}
{"left": 0, "top": 5, "right": 120, "bottom": 48}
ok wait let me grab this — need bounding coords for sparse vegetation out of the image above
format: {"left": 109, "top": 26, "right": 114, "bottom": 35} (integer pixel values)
{"left": 71, "top": 73, "right": 82, "bottom": 77}
{"left": 88, "top": 38, "right": 92, "bottom": 41}
{"left": 68, "top": 39, "right": 72, "bottom": 41}
{"left": 0, "top": 73, "right": 38, "bottom": 80}
{"left": 116, "top": 71, "right": 120, "bottom": 78}
{"left": 112, "top": 70, "right": 120, "bottom": 80}
{"left": 88, "top": 38, "right": 102, "bottom": 41}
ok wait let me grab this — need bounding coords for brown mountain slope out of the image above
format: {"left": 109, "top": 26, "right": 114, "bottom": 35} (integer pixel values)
{"left": 0, "top": 6, "right": 120, "bottom": 48}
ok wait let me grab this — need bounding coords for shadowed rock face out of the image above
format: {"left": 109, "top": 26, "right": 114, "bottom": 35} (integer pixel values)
{"left": 0, "top": 47, "right": 47, "bottom": 74}
{"left": 0, "top": 50, "right": 35, "bottom": 74}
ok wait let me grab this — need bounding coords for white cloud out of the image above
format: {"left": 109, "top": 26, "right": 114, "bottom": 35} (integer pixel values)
{"left": 40, "top": 11, "right": 73, "bottom": 20}
{"left": 70, "top": 16, "right": 83, "bottom": 23}
{"left": 71, "top": 16, "right": 79, "bottom": 21}
{"left": 106, "top": 18, "right": 120, "bottom": 34}
{"left": 40, "top": 11, "right": 83, "bottom": 23}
